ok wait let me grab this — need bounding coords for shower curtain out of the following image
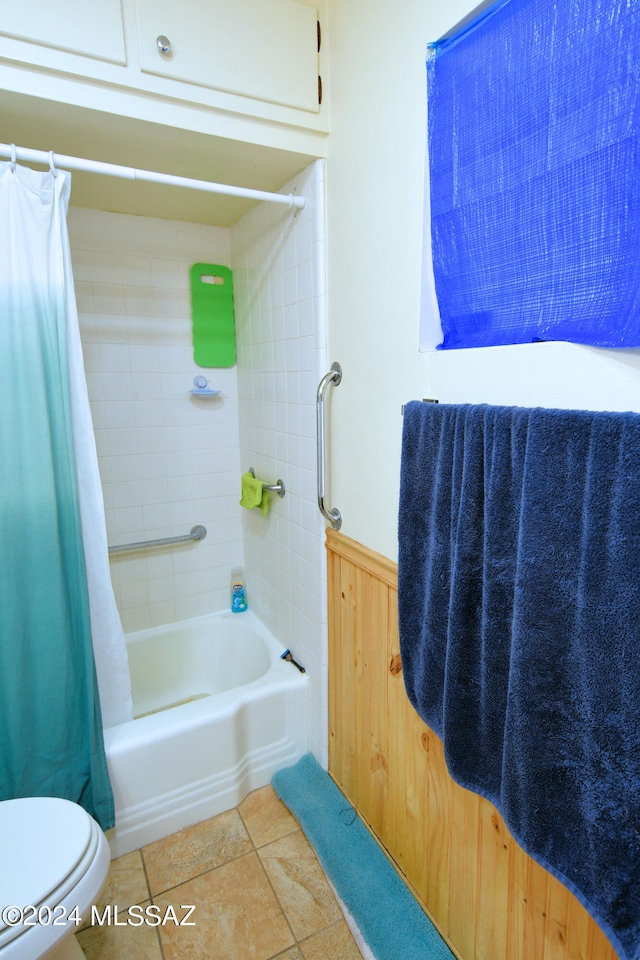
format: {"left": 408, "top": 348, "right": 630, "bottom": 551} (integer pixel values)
{"left": 0, "top": 160, "right": 131, "bottom": 830}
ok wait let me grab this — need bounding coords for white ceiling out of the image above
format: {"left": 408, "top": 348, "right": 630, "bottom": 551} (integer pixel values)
{"left": 1, "top": 90, "right": 316, "bottom": 226}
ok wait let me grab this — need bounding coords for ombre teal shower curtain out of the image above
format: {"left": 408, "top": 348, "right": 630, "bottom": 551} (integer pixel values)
{"left": 0, "top": 161, "right": 125, "bottom": 830}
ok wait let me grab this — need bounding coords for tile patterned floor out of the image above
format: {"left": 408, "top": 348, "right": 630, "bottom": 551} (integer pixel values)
{"left": 77, "top": 785, "right": 364, "bottom": 960}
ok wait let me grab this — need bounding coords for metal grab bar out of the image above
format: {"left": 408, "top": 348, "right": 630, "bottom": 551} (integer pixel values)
{"left": 248, "top": 467, "right": 285, "bottom": 498}
{"left": 316, "top": 362, "right": 342, "bottom": 530}
{"left": 108, "top": 524, "right": 207, "bottom": 556}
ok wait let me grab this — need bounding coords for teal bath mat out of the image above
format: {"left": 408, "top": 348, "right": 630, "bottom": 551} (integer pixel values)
{"left": 272, "top": 754, "right": 454, "bottom": 960}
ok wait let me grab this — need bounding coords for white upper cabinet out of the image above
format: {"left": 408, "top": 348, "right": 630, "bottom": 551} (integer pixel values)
{"left": 0, "top": 0, "right": 326, "bottom": 150}
{"left": 134, "top": 0, "right": 319, "bottom": 113}
{"left": 0, "top": 0, "right": 126, "bottom": 63}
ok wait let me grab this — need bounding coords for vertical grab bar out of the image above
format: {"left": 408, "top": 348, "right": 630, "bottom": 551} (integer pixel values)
{"left": 316, "top": 362, "right": 342, "bottom": 530}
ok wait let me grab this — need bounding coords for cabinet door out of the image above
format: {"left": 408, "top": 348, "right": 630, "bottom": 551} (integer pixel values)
{"left": 0, "top": 0, "right": 126, "bottom": 64}
{"left": 135, "top": 0, "right": 319, "bottom": 113}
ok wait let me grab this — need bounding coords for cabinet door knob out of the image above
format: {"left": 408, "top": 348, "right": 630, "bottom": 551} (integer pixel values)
{"left": 156, "top": 35, "right": 171, "bottom": 55}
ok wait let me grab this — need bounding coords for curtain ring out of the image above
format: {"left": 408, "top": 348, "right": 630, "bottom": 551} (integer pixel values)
{"left": 9, "top": 143, "right": 16, "bottom": 172}
{"left": 49, "top": 151, "right": 58, "bottom": 178}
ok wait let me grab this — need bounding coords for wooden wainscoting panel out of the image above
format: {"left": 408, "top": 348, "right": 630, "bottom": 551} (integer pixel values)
{"left": 326, "top": 529, "right": 620, "bottom": 960}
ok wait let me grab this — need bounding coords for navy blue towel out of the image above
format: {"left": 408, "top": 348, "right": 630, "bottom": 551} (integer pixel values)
{"left": 398, "top": 401, "right": 640, "bottom": 960}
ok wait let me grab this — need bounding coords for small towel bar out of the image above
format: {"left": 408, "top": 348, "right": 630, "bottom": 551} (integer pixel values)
{"left": 249, "top": 467, "right": 285, "bottom": 498}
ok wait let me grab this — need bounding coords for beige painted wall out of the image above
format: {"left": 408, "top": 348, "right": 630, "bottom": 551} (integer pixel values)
{"left": 325, "top": 0, "right": 640, "bottom": 562}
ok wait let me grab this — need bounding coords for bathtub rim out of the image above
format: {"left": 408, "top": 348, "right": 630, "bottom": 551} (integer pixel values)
{"left": 104, "top": 608, "right": 308, "bottom": 748}
{"left": 103, "top": 608, "right": 310, "bottom": 857}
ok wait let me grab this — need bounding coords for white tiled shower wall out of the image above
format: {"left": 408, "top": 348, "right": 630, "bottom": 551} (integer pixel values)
{"left": 232, "top": 161, "right": 329, "bottom": 764}
{"left": 69, "top": 210, "right": 242, "bottom": 630}
{"left": 68, "top": 159, "right": 328, "bottom": 762}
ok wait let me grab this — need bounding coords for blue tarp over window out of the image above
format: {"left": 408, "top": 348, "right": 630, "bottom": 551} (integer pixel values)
{"left": 428, "top": 0, "right": 640, "bottom": 350}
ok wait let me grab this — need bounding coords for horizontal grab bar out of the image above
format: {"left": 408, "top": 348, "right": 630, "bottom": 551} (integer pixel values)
{"left": 108, "top": 524, "right": 207, "bottom": 556}
{"left": 249, "top": 467, "right": 285, "bottom": 498}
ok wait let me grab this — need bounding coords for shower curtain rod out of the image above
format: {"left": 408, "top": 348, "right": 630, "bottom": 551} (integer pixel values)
{"left": 0, "top": 142, "right": 306, "bottom": 210}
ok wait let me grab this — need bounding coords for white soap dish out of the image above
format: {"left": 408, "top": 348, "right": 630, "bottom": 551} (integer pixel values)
{"left": 190, "top": 375, "right": 221, "bottom": 398}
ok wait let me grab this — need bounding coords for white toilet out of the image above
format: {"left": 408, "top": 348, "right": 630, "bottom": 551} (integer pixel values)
{"left": 0, "top": 797, "right": 110, "bottom": 960}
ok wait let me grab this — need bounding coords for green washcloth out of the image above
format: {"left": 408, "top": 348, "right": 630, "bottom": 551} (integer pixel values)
{"left": 240, "top": 472, "right": 269, "bottom": 516}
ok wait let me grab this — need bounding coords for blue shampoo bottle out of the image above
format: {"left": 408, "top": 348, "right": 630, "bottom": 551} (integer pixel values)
{"left": 231, "top": 566, "right": 248, "bottom": 612}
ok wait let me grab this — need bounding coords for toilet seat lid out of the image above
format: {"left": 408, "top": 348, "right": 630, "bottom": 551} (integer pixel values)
{"left": 0, "top": 797, "right": 93, "bottom": 929}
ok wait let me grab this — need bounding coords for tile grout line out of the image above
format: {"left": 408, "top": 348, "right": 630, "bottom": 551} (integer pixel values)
{"left": 139, "top": 850, "right": 166, "bottom": 960}
{"left": 142, "top": 847, "right": 255, "bottom": 901}
{"left": 237, "top": 802, "right": 301, "bottom": 958}
{"left": 138, "top": 802, "right": 303, "bottom": 956}
{"left": 140, "top": 814, "right": 256, "bottom": 899}
{"left": 238, "top": 798, "right": 359, "bottom": 960}
{"left": 100, "top": 787, "right": 363, "bottom": 960}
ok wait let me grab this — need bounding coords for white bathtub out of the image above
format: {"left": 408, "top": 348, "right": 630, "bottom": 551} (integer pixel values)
{"left": 103, "top": 611, "right": 308, "bottom": 858}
